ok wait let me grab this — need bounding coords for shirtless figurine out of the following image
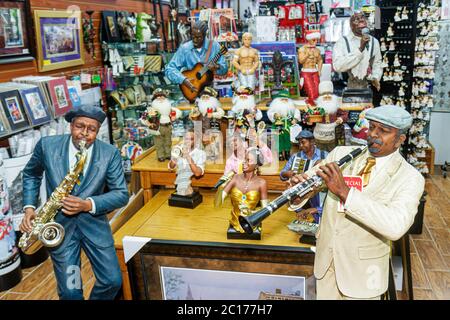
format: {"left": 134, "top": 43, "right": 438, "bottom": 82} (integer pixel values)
{"left": 232, "top": 32, "right": 261, "bottom": 90}
{"left": 298, "top": 30, "right": 323, "bottom": 106}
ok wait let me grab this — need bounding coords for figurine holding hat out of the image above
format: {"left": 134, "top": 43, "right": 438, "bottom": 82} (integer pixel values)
{"left": 298, "top": 30, "right": 323, "bottom": 106}
{"left": 142, "top": 88, "right": 181, "bottom": 162}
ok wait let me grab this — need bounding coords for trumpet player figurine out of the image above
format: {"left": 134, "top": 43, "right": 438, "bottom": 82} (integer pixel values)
{"left": 168, "top": 131, "right": 206, "bottom": 208}
{"left": 19, "top": 105, "right": 129, "bottom": 300}
{"left": 221, "top": 147, "right": 268, "bottom": 240}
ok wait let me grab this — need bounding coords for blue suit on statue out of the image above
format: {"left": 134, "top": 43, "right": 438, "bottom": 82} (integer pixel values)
{"left": 22, "top": 134, "right": 129, "bottom": 300}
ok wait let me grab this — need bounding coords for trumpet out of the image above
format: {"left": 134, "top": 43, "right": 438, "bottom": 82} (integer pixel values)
{"left": 239, "top": 146, "right": 367, "bottom": 234}
{"left": 170, "top": 143, "right": 184, "bottom": 159}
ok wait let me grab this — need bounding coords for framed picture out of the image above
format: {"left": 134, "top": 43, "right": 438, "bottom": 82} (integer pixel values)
{"left": 34, "top": 10, "right": 84, "bottom": 72}
{"left": 0, "top": 109, "right": 10, "bottom": 137}
{"left": 0, "top": 0, "right": 34, "bottom": 64}
{"left": 101, "top": 11, "right": 120, "bottom": 42}
{"left": 126, "top": 239, "right": 316, "bottom": 300}
{"left": 160, "top": 266, "right": 306, "bottom": 300}
{"left": 0, "top": 90, "right": 29, "bottom": 131}
{"left": 19, "top": 87, "right": 52, "bottom": 126}
{"left": 47, "top": 77, "right": 72, "bottom": 116}
{"left": 68, "top": 86, "right": 81, "bottom": 108}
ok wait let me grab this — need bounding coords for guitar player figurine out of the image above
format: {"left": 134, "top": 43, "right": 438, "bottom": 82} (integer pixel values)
{"left": 165, "top": 20, "right": 228, "bottom": 102}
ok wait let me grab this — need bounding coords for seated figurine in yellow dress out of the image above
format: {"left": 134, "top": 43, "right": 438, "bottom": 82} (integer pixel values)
{"left": 220, "top": 147, "right": 269, "bottom": 238}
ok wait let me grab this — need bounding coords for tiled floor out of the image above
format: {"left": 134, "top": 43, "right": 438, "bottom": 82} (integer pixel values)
{"left": 1, "top": 173, "right": 449, "bottom": 300}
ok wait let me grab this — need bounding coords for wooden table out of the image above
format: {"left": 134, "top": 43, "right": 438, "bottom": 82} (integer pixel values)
{"left": 113, "top": 189, "right": 314, "bottom": 300}
{"left": 132, "top": 148, "right": 290, "bottom": 203}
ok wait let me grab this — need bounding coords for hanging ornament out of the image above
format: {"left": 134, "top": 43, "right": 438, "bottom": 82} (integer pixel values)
{"left": 83, "top": 10, "right": 96, "bottom": 60}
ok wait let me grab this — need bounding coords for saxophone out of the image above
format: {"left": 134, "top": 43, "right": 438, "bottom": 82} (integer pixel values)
{"left": 19, "top": 140, "right": 88, "bottom": 255}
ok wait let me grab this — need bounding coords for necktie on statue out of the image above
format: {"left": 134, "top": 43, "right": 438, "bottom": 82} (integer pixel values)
{"left": 358, "top": 157, "right": 376, "bottom": 187}
{"left": 75, "top": 151, "right": 84, "bottom": 184}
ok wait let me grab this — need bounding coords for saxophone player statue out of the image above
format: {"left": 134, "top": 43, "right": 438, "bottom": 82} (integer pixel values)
{"left": 19, "top": 140, "right": 87, "bottom": 254}
{"left": 19, "top": 105, "right": 129, "bottom": 300}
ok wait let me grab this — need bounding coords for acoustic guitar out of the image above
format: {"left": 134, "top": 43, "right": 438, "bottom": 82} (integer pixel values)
{"left": 179, "top": 45, "right": 228, "bottom": 103}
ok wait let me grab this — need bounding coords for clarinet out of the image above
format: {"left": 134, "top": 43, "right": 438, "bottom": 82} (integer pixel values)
{"left": 239, "top": 146, "right": 367, "bottom": 234}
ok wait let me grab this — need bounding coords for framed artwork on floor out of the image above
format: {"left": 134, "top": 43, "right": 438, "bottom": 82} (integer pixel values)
{"left": 19, "top": 87, "right": 52, "bottom": 126}
{"left": 0, "top": 0, "right": 34, "bottom": 64}
{"left": 34, "top": 10, "right": 85, "bottom": 72}
{"left": 47, "top": 78, "right": 72, "bottom": 117}
{"left": 0, "top": 90, "right": 30, "bottom": 131}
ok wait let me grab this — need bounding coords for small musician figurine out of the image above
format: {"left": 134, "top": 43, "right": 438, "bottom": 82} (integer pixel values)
{"left": 219, "top": 147, "right": 268, "bottom": 239}
{"left": 280, "top": 130, "right": 327, "bottom": 212}
{"left": 165, "top": 20, "right": 228, "bottom": 101}
{"left": 168, "top": 131, "right": 206, "bottom": 197}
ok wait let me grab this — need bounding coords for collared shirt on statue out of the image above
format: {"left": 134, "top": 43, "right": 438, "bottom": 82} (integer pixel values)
{"left": 165, "top": 39, "right": 228, "bottom": 85}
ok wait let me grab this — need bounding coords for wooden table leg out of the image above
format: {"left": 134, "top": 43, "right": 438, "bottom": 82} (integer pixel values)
{"left": 402, "top": 235, "right": 414, "bottom": 300}
{"left": 144, "top": 188, "right": 153, "bottom": 203}
{"left": 116, "top": 249, "right": 133, "bottom": 300}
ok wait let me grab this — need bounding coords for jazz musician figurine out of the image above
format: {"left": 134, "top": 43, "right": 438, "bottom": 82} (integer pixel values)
{"left": 218, "top": 148, "right": 268, "bottom": 240}
{"left": 168, "top": 131, "right": 206, "bottom": 209}
{"left": 165, "top": 20, "right": 228, "bottom": 102}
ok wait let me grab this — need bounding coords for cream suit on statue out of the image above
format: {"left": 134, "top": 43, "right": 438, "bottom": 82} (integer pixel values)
{"left": 307, "top": 146, "right": 425, "bottom": 299}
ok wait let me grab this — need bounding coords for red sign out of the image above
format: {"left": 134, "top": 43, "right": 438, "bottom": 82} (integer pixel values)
{"left": 338, "top": 175, "right": 363, "bottom": 211}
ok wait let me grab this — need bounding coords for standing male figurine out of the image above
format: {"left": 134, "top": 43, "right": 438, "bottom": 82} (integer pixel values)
{"left": 141, "top": 88, "right": 181, "bottom": 162}
{"left": 232, "top": 32, "right": 261, "bottom": 90}
{"left": 298, "top": 30, "right": 323, "bottom": 105}
{"left": 20, "top": 105, "right": 129, "bottom": 300}
{"left": 332, "top": 12, "right": 382, "bottom": 91}
{"left": 291, "top": 105, "right": 424, "bottom": 299}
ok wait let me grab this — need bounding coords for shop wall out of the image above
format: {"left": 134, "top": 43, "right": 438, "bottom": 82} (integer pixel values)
{"left": 0, "top": 0, "right": 214, "bottom": 82}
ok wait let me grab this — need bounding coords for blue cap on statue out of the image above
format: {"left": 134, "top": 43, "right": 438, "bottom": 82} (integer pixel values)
{"left": 365, "top": 105, "right": 412, "bottom": 130}
{"left": 296, "top": 130, "right": 314, "bottom": 141}
{"left": 64, "top": 104, "right": 107, "bottom": 124}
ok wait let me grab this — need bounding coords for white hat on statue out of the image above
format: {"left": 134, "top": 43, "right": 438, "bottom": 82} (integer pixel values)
{"left": 305, "top": 30, "right": 321, "bottom": 41}
{"left": 319, "top": 81, "right": 334, "bottom": 95}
